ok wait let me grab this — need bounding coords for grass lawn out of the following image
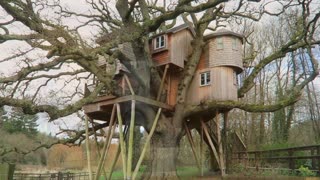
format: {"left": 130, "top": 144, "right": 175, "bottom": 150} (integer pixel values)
{"left": 98, "top": 166, "right": 201, "bottom": 179}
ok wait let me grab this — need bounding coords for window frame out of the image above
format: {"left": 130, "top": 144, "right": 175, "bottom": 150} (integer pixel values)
{"left": 200, "top": 71, "right": 211, "bottom": 86}
{"left": 154, "top": 35, "right": 166, "bottom": 50}
{"left": 232, "top": 38, "right": 238, "bottom": 50}
{"left": 216, "top": 37, "right": 224, "bottom": 50}
{"left": 233, "top": 71, "right": 237, "bottom": 86}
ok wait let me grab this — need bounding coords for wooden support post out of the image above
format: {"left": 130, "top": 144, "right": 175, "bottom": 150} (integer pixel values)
{"left": 237, "top": 152, "right": 242, "bottom": 163}
{"left": 201, "top": 120, "right": 221, "bottom": 169}
{"left": 108, "top": 143, "right": 121, "bottom": 180}
{"left": 95, "top": 105, "right": 116, "bottom": 180}
{"left": 223, "top": 112, "right": 229, "bottom": 173}
{"left": 215, "top": 112, "right": 225, "bottom": 176}
{"left": 90, "top": 119, "right": 107, "bottom": 179}
{"left": 200, "top": 123, "right": 204, "bottom": 176}
{"left": 317, "top": 147, "right": 320, "bottom": 171}
{"left": 288, "top": 150, "right": 295, "bottom": 170}
{"left": 122, "top": 76, "right": 126, "bottom": 95}
{"left": 184, "top": 122, "right": 201, "bottom": 172}
{"left": 157, "top": 64, "right": 169, "bottom": 101}
{"left": 312, "top": 149, "right": 316, "bottom": 170}
{"left": 85, "top": 115, "right": 93, "bottom": 180}
{"left": 108, "top": 126, "right": 129, "bottom": 180}
{"left": 116, "top": 103, "right": 127, "bottom": 179}
{"left": 127, "top": 100, "right": 136, "bottom": 179}
{"left": 254, "top": 152, "right": 260, "bottom": 171}
{"left": 124, "top": 74, "right": 135, "bottom": 95}
{"left": 132, "top": 108, "right": 162, "bottom": 180}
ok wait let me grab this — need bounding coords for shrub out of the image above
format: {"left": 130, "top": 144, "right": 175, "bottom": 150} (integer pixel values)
{"left": 298, "top": 165, "right": 316, "bottom": 177}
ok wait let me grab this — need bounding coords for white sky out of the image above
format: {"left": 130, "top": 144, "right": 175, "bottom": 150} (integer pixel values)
{"left": 1, "top": 0, "right": 319, "bottom": 136}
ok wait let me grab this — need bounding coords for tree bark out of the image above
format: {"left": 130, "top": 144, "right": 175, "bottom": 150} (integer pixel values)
{"left": 143, "top": 124, "right": 182, "bottom": 180}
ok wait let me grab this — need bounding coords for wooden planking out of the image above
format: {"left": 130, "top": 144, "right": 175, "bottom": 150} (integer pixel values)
{"left": 167, "top": 71, "right": 180, "bottom": 106}
{"left": 208, "top": 36, "right": 243, "bottom": 72}
{"left": 211, "top": 67, "right": 237, "bottom": 101}
{"left": 134, "top": 95, "right": 173, "bottom": 110}
{"left": 196, "top": 44, "right": 209, "bottom": 70}
{"left": 170, "top": 30, "right": 193, "bottom": 68}
{"left": 186, "top": 67, "right": 238, "bottom": 104}
{"left": 152, "top": 50, "right": 170, "bottom": 66}
{"left": 83, "top": 95, "right": 173, "bottom": 114}
{"left": 91, "top": 95, "right": 117, "bottom": 103}
{"left": 83, "top": 103, "right": 103, "bottom": 113}
{"left": 151, "top": 34, "right": 171, "bottom": 66}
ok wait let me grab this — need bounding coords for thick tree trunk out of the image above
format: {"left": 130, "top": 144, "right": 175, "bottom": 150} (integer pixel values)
{"left": 143, "top": 119, "right": 182, "bottom": 180}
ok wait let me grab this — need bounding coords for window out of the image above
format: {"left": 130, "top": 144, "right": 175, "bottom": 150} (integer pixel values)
{"left": 216, "top": 37, "right": 224, "bottom": 50}
{"left": 200, "top": 71, "right": 211, "bottom": 86}
{"left": 233, "top": 71, "right": 237, "bottom": 86}
{"left": 232, "top": 38, "right": 238, "bottom": 50}
{"left": 154, "top": 35, "right": 165, "bottom": 49}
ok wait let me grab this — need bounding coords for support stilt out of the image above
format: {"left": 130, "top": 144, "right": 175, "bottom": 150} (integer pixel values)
{"left": 132, "top": 108, "right": 162, "bottom": 180}
{"left": 121, "top": 77, "right": 126, "bottom": 95}
{"left": 184, "top": 122, "right": 201, "bottom": 171}
{"left": 95, "top": 105, "right": 116, "bottom": 180}
{"left": 157, "top": 64, "right": 169, "bottom": 101}
{"left": 85, "top": 115, "right": 93, "bottom": 180}
{"left": 124, "top": 74, "right": 135, "bottom": 95}
{"left": 201, "top": 120, "right": 220, "bottom": 169}
{"left": 200, "top": 123, "right": 204, "bottom": 176}
{"left": 116, "top": 103, "right": 127, "bottom": 179}
{"left": 90, "top": 119, "right": 107, "bottom": 179}
{"left": 215, "top": 112, "right": 226, "bottom": 176}
{"left": 108, "top": 126, "right": 129, "bottom": 180}
{"left": 223, "top": 112, "right": 229, "bottom": 173}
{"left": 127, "top": 100, "right": 136, "bottom": 179}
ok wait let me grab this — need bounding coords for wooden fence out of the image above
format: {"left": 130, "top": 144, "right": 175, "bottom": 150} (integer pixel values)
{"left": 233, "top": 144, "right": 320, "bottom": 171}
{"left": 12, "top": 172, "right": 96, "bottom": 180}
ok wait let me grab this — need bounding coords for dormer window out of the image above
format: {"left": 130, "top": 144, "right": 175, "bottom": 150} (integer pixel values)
{"left": 154, "top": 35, "right": 165, "bottom": 49}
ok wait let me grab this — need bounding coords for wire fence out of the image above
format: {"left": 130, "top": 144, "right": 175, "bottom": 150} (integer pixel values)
{"left": 9, "top": 172, "right": 96, "bottom": 180}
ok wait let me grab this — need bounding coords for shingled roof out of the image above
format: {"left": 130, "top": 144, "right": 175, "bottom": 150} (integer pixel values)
{"left": 151, "top": 23, "right": 196, "bottom": 38}
{"left": 204, "top": 29, "right": 244, "bottom": 42}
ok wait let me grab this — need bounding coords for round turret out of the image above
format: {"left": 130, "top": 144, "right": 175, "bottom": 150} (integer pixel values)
{"left": 186, "top": 29, "right": 244, "bottom": 104}
{"left": 205, "top": 29, "right": 244, "bottom": 74}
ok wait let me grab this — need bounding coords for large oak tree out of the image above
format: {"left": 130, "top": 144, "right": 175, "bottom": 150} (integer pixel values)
{"left": 0, "top": 0, "right": 320, "bottom": 179}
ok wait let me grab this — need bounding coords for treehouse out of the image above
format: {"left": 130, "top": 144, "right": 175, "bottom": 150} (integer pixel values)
{"left": 83, "top": 26, "right": 244, "bottom": 121}
{"left": 150, "top": 23, "right": 195, "bottom": 68}
{"left": 150, "top": 24, "right": 194, "bottom": 106}
{"left": 186, "top": 29, "right": 244, "bottom": 104}
{"left": 81, "top": 26, "right": 245, "bottom": 178}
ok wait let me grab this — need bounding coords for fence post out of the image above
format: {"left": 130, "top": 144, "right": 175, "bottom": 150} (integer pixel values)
{"left": 311, "top": 149, "right": 316, "bottom": 170}
{"left": 58, "top": 172, "right": 63, "bottom": 180}
{"left": 317, "top": 147, "right": 320, "bottom": 172}
{"left": 288, "top": 150, "right": 295, "bottom": 170}
{"left": 254, "top": 152, "right": 259, "bottom": 171}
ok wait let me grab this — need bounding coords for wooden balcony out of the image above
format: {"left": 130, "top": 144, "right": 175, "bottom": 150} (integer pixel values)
{"left": 83, "top": 95, "right": 174, "bottom": 121}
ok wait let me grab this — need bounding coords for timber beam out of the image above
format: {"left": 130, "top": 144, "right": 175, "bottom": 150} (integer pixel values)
{"left": 83, "top": 95, "right": 174, "bottom": 121}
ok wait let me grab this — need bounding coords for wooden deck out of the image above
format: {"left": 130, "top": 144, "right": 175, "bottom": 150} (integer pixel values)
{"left": 83, "top": 95, "right": 174, "bottom": 121}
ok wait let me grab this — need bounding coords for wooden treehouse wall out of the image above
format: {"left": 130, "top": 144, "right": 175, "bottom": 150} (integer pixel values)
{"left": 187, "top": 35, "right": 243, "bottom": 104}
{"left": 209, "top": 36, "right": 243, "bottom": 72}
{"left": 170, "top": 30, "right": 193, "bottom": 68}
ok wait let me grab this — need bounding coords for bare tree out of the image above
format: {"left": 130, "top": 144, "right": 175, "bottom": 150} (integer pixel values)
{"left": 0, "top": 0, "right": 320, "bottom": 178}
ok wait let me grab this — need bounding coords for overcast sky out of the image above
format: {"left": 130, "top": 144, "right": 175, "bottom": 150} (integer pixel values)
{"left": 1, "top": 0, "right": 319, "bottom": 136}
